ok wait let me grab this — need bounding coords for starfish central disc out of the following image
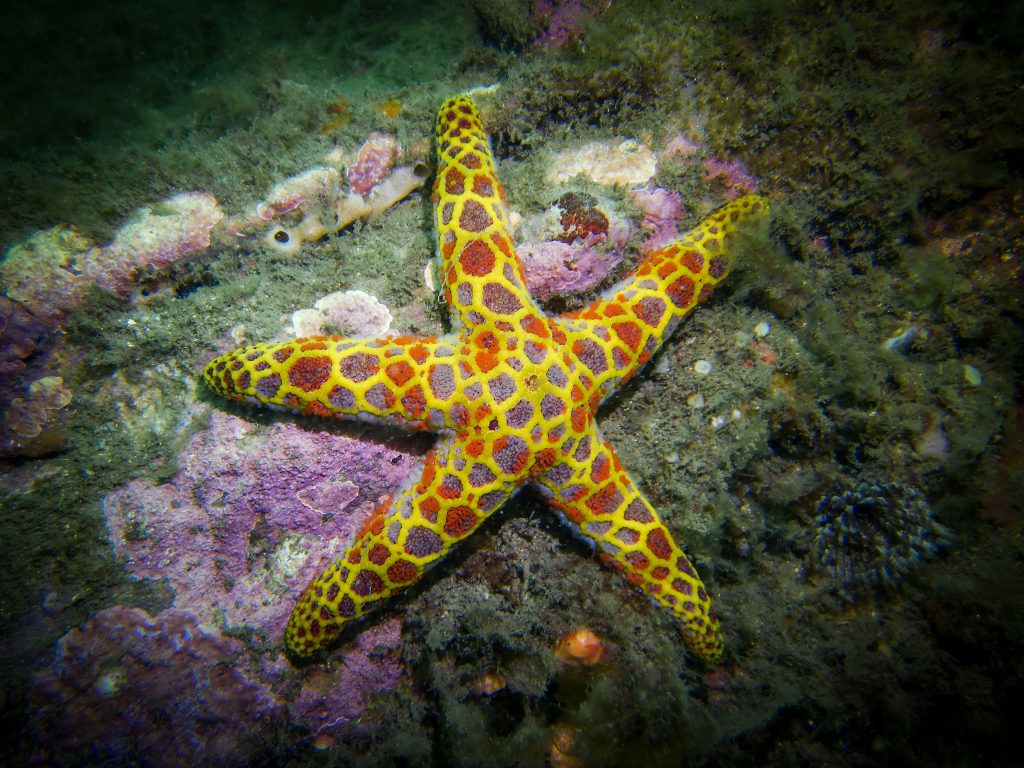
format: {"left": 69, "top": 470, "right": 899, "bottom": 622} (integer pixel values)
{"left": 203, "top": 95, "right": 769, "bottom": 663}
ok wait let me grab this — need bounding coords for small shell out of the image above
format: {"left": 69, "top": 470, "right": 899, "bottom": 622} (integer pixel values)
{"left": 963, "top": 364, "right": 982, "bottom": 386}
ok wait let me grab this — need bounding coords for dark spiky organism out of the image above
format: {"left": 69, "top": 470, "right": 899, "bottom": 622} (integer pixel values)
{"left": 809, "top": 482, "right": 952, "bottom": 599}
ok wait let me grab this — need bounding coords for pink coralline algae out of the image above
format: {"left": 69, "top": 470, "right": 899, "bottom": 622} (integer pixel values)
{"left": 85, "top": 191, "right": 224, "bottom": 297}
{"left": 29, "top": 606, "right": 282, "bottom": 768}
{"left": 347, "top": 132, "right": 401, "bottom": 196}
{"left": 0, "top": 226, "right": 95, "bottom": 326}
{"left": 288, "top": 618, "right": 404, "bottom": 747}
{"left": 0, "top": 295, "right": 45, "bottom": 383}
{"left": 534, "top": 1, "right": 610, "bottom": 49}
{"left": 291, "top": 289, "right": 394, "bottom": 339}
{"left": 630, "top": 187, "right": 687, "bottom": 255}
{"left": 520, "top": 240, "right": 620, "bottom": 300}
{"left": 704, "top": 157, "right": 760, "bottom": 199}
{"left": 28, "top": 409, "right": 423, "bottom": 752}
{"left": 103, "top": 409, "right": 419, "bottom": 638}
{"left": 518, "top": 192, "right": 631, "bottom": 300}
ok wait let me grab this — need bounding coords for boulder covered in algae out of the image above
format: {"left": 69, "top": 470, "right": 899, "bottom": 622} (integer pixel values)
{"left": 103, "top": 408, "right": 419, "bottom": 638}
{"left": 42, "top": 408, "right": 429, "bottom": 752}
{"left": 29, "top": 606, "right": 282, "bottom": 768}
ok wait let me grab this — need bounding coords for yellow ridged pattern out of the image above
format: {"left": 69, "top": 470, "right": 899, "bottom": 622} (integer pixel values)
{"left": 203, "top": 94, "right": 769, "bottom": 663}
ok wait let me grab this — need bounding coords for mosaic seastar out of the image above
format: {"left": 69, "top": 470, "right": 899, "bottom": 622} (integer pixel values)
{"left": 204, "top": 95, "right": 768, "bottom": 663}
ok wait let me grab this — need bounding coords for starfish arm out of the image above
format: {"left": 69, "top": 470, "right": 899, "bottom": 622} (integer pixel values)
{"left": 535, "top": 430, "right": 723, "bottom": 663}
{"left": 286, "top": 432, "right": 519, "bottom": 656}
{"left": 433, "top": 95, "right": 541, "bottom": 331}
{"left": 204, "top": 334, "right": 480, "bottom": 430}
{"left": 559, "top": 194, "right": 770, "bottom": 404}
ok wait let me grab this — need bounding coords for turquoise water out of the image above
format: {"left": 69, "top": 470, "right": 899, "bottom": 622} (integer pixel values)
{"left": 1, "top": 1, "right": 1022, "bottom": 766}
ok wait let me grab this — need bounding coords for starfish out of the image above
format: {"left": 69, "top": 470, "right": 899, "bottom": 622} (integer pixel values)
{"left": 204, "top": 95, "right": 768, "bottom": 663}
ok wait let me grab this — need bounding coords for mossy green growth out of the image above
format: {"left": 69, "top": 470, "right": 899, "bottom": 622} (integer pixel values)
{"left": 897, "top": 245, "right": 969, "bottom": 313}
{"left": 468, "top": 0, "right": 536, "bottom": 48}
{"left": 804, "top": 299, "right": 881, "bottom": 403}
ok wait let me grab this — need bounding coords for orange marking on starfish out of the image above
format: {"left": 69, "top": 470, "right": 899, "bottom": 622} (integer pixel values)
{"left": 305, "top": 401, "right": 333, "bottom": 418}
{"left": 612, "top": 322, "right": 642, "bottom": 352}
{"left": 386, "top": 360, "right": 415, "bottom": 386}
{"left": 522, "top": 315, "right": 548, "bottom": 338}
{"left": 421, "top": 496, "right": 440, "bottom": 523}
{"left": 460, "top": 240, "right": 496, "bottom": 276}
{"left": 409, "top": 344, "right": 430, "bottom": 364}
{"left": 402, "top": 385, "right": 427, "bottom": 417}
{"left": 475, "top": 350, "right": 499, "bottom": 373}
{"left": 552, "top": 499, "right": 585, "bottom": 524}
{"left": 531, "top": 447, "right": 557, "bottom": 477}
{"left": 368, "top": 544, "right": 390, "bottom": 566}
{"left": 388, "top": 560, "right": 418, "bottom": 583}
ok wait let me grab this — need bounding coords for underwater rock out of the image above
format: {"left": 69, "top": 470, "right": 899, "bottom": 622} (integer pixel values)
{"left": 0, "top": 296, "right": 73, "bottom": 460}
{"left": 516, "top": 192, "right": 630, "bottom": 299}
{"left": 29, "top": 606, "right": 282, "bottom": 768}
{"left": 102, "top": 409, "right": 418, "bottom": 637}
{"left": 548, "top": 138, "right": 657, "bottom": 186}
{"left": 809, "top": 481, "right": 953, "bottom": 599}
{"left": 549, "top": 191, "right": 611, "bottom": 243}
{"left": 0, "top": 194, "right": 222, "bottom": 321}
{"left": 86, "top": 191, "right": 224, "bottom": 297}
{"left": 287, "top": 618, "right": 404, "bottom": 747}
{"left": 0, "top": 138, "right": 423, "bottom": 322}
{"left": 0, "top": 226, "right": 95, "bottom": 326}
{"left": 1, "top": 375, "right": 72, "bottom": 459}
{"left": 0, "top": 295, "right": 46, "bottom": 389}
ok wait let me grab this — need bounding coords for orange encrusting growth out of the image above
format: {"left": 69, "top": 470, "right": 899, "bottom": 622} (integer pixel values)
{"left": 203, "top": 94, "right": 769, "bottom": 664}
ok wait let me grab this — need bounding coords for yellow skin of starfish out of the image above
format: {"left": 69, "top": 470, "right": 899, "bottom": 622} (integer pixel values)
{"left": 204, "top": 95, "right": 768, "bottom": 663}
